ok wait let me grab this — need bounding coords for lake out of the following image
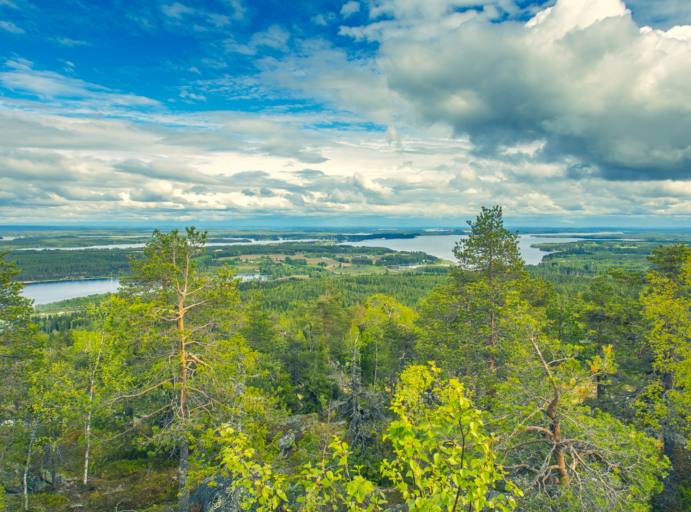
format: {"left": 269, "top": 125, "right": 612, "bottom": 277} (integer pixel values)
{"left": 23, "top": 278, "right": 120, "bottom": 305}
{"left": 341, "top": 234, "right": 584, "bottom": 265}
{"left": 22, "top": 274, "right": 270, "bottom": 305}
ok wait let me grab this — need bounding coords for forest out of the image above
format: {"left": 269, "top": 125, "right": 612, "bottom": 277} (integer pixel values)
{"left": 1, "top": 206, "right": 690, "bottom": 512}
{"left": 7, "top": 244, "right": 441, "bottom": 283}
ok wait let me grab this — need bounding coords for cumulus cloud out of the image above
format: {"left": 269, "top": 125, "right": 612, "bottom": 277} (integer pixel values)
{"left": 367, "top": 0, "right": 691, "bottom": 180}
{"left": 353, "top": 172, "right": 394, "bottom": 196}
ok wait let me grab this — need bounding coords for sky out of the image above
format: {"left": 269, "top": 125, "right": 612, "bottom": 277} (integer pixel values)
{"left": 1, "top": 0, "right": 691, "bottom": 227}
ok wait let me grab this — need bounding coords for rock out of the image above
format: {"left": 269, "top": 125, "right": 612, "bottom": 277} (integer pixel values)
{"left": 26, "top": 474, "right": 49, "bottom": 493}
{"left": 277, "top": 432, "right": 295, "bottom": 452}
{"left": 272, "top": 414, "right": 317, "bottom": 451}
{"left": 276, "top": 414, "right": 317, "bottom": 432}
{"left": 188, "top": 477, "right": 246, "bottom": 512}
{"left": 38, "top": 470, "right": 68, "bottom": 486}
{"left": 1, "top": 468, "right": 53, "bottom": 494}
{"left": 1, "top": 468, "right": 23, "bottom": 494}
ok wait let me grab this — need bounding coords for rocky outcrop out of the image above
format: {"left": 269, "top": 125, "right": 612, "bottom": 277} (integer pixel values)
{"left": 0, "top": 468, "right": 48, "bottom": 494}
{"left": 187, "top": 477, "right": 245, "bottom": 512}
{"left": 271, "top": 413, "right": 317, "bottom": 455}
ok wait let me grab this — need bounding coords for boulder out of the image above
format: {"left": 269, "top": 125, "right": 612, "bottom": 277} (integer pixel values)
{"left": 0, "top": 468, "right": 22, "bottom": 494}
{"left": 277, "top": 432, "right": 295, "bottom": 452}
{"left": 1, "top": 468, "right": 51, "bottom": 494}
{"left": 38, "top": 470, "right": 67, "bottom": 486}
{"left": 271, "top": 414, "right": 317, "bottom": 453}
{"left": 26, "top": 474, "right": 49, "bottom": 493}
{"left": 188, "top": 477, "right": 246, "bottom": 512}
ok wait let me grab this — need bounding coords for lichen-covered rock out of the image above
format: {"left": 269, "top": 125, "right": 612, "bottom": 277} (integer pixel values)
{"left": 275, "top": 414, "right": 317, "bottom": 433}
{"left": 0, "top": 469, "right": 48, "bottom": 494}
{"left": 277, "top": 432, "right": 295, "bottom": 452}
{"left": 38, "top": 470, "right": 68, "bottom": 486}
{"left": 188, "top": 477, "right": 246, "bottom": 512}
{"left": 271, "top": 413, "right": 317, "bottom": 453}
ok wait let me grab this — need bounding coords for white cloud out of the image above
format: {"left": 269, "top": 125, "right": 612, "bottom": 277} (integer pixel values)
{"left": 524, "top": 0, "right": 629, "bottom": 40}
{"left": 226, "top": 25, "right": 290, "bottom": 55}
{"left": 366, "top": 0, "right": 691, "bottom": 180}
{"left": 0, "top": 20, "right": 23, "bottom": 34}
{"left": 179, "top": 90, "right": 207, "bottom": 102}
{"left": 207, "top": 13, "right": 230, "bottom": 26}
{"left": 161, "top": 3, "right": 196, "bottom": 19}
{"left": 55, "top": 37, "right": 89, "bottom": 46}
{"left": 353, "top": 172, "right": 394, "bottom": 196}
{"left": 341, "top": 1, "right": 360, "bottom": 18}
{"left": 0, "top": 60, "right": 159, "bottom": 107}
{"left": 384, "top": 126, "right": 402, "bottom": 148}
{"left": 223, "top": 0, "right": 246, "bottom": 21}
{"left": 312, "top": 13, "right": 337, "bottom": 26}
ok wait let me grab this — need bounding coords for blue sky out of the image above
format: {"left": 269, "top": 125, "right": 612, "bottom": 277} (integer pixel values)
{"left": 1, "top": 0, "right": 691, "bottom": 226}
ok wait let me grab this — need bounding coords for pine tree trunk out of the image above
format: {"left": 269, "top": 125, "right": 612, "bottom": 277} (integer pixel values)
{"left": 178, "top": 297, "right": 190, "bottom": 512}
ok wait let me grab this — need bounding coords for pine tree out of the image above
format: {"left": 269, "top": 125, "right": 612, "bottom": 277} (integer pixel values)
{"left": 113, "top": 228, "right": 257, "bottom": 512}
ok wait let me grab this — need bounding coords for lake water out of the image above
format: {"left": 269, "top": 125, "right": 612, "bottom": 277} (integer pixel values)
{"left": 22, "top": 274, "right": 271, "bottom": 305}
{"left": 341, "top": 234, "right": 584, "bottom": 265}
{"left": 22, "top": 278, "right": 120, "bottom": 305}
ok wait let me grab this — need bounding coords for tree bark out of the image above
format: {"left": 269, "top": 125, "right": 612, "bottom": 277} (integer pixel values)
{"left": 178, "top": 441, "right": 190, "bottom": 512}
{"left": 23, "top": 424, "right": 36, "bottom": 512}
{"left": 84, "top": 331, "right": 103, "bottom": 485}
{"left": 178, "top": 295, "right": 190, "bottom": 512}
